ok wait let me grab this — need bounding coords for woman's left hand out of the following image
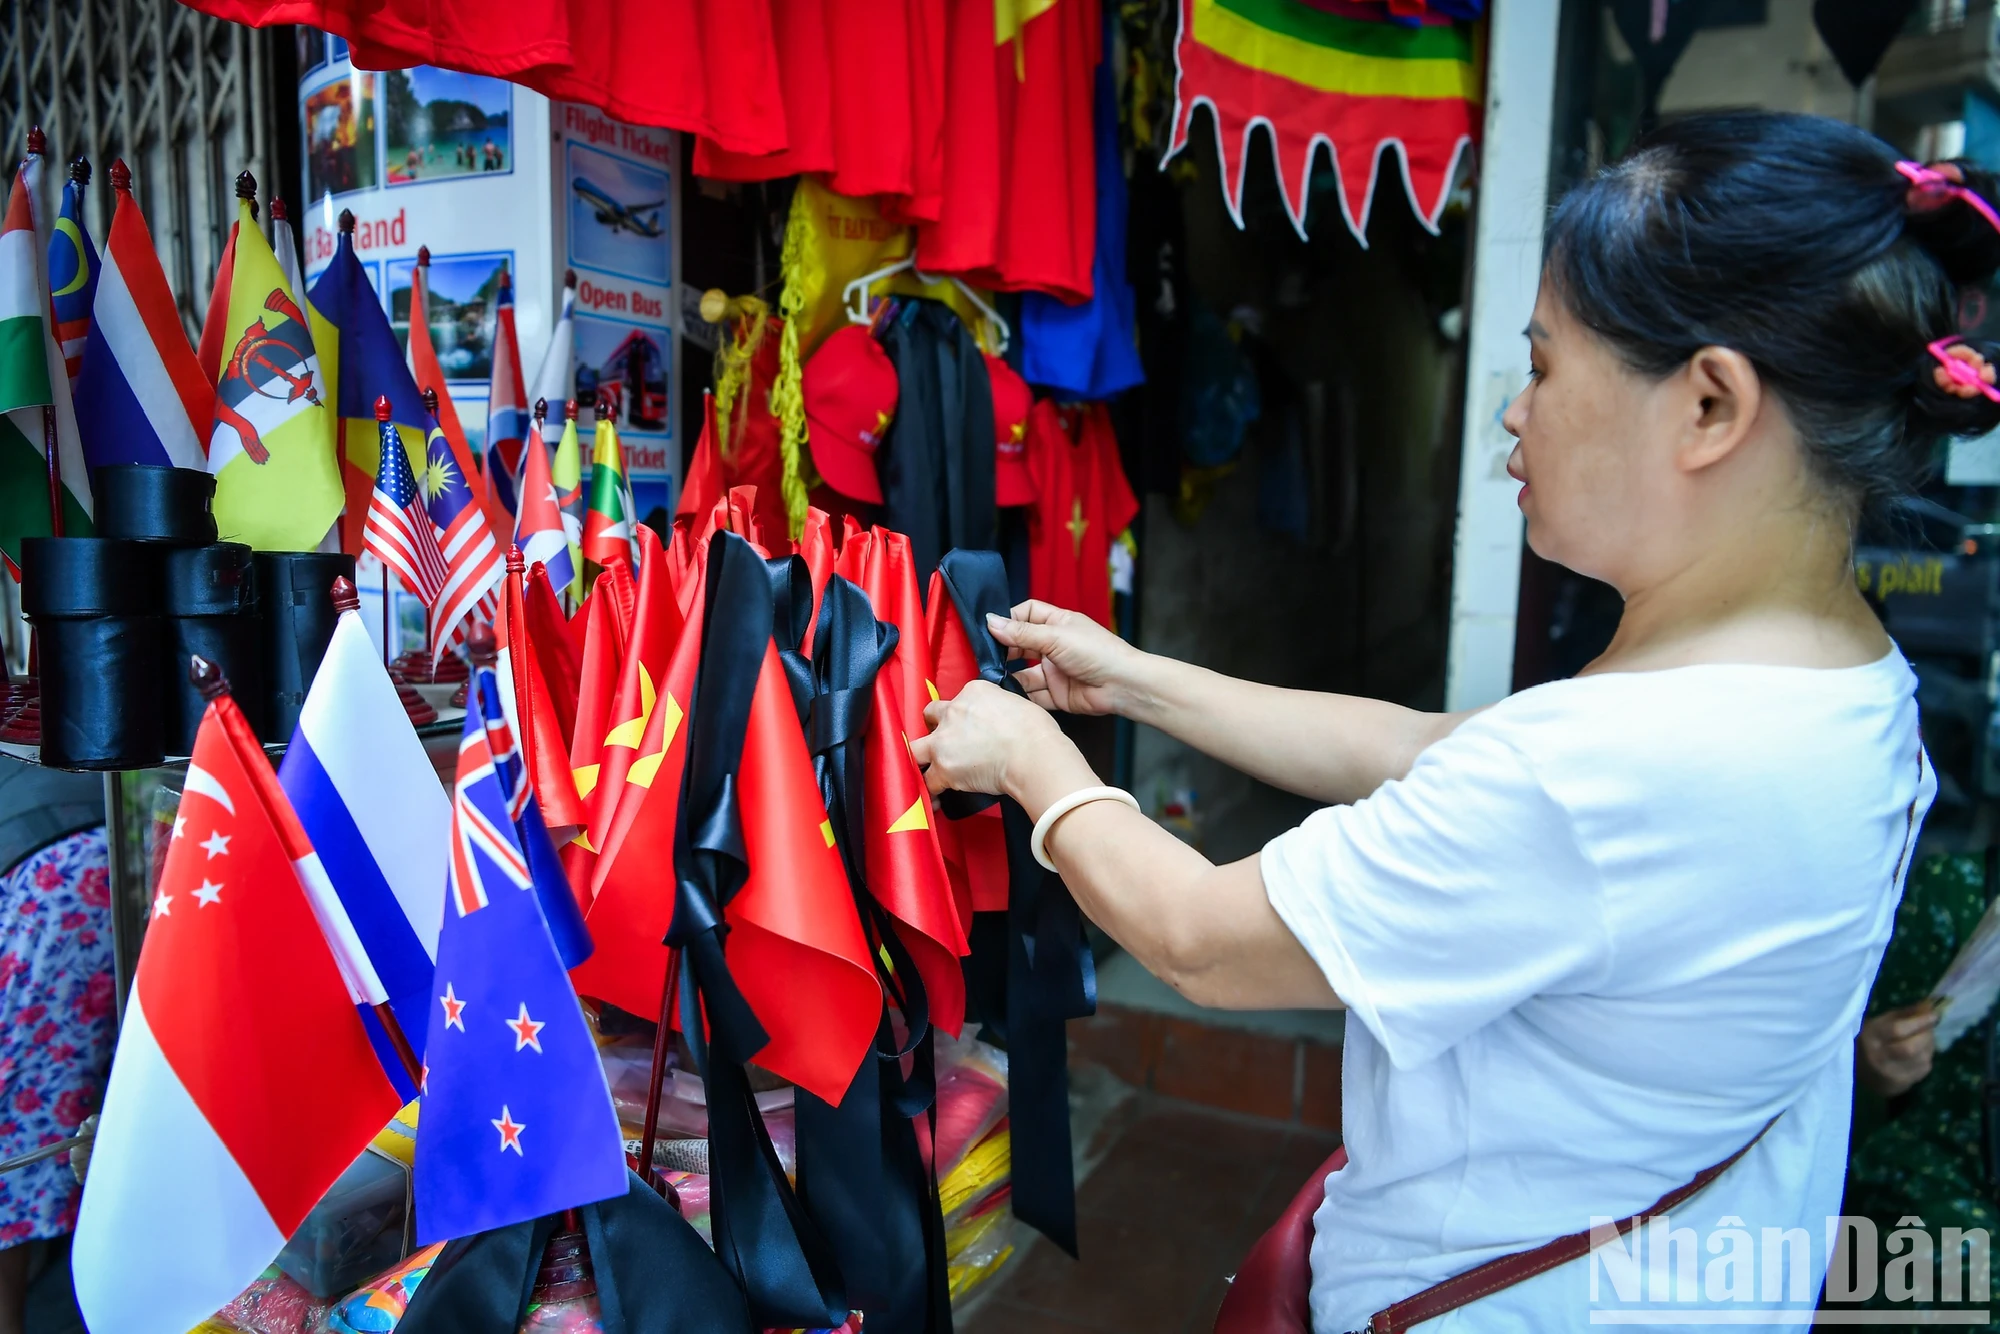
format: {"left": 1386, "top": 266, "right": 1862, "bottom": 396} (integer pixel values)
{"left": 912, "top": 680, "right": 1071, "bottom": 799}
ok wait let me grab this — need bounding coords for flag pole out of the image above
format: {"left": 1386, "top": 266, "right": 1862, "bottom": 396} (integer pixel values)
{"left": 335, "top": 209, "right": 359, "bottom": 553}
{"left": 28, "top": 129, "right": 61, "bottom": 539}
{"left": 43, "top": 408, "right": 62, "bottom": 539}
{"left": 323, "top": 579, "right": 428, "bottom": 1092}
{"left": 639, "top": 946, "right": 681, "bottom": 1195}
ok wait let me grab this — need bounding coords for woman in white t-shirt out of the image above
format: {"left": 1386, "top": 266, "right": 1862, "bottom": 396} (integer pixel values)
{"left": 909, "top": 112, "right": 2000, "bottom": 1329}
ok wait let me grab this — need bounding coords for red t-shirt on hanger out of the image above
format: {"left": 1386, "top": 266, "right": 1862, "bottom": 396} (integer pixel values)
{"left": 1024, "top": 399, "right": 1137, "bottom": 630}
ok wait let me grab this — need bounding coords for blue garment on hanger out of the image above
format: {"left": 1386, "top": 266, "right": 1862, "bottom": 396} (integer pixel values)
{"left": 1019, "top": 16, "right": 1145, "bottom": 400}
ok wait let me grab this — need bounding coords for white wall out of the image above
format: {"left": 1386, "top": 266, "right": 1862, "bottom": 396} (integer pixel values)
{"left": 1443, "top": 0, "right": 1563, "bottom": 709}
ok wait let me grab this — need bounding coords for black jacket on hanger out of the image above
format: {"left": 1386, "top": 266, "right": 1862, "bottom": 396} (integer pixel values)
{"left": 877, "top": 298, "right": 997, "bottom": 581}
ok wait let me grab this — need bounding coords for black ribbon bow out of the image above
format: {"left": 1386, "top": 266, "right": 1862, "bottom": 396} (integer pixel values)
{"left": 932, "top": 548, "right": 1096, "bottom": 1257}
{"left": 394, "top": 1170, "right": 754, "bottom": 1334}
{"left": 664, "top": 531, "right": 846, "bottom": 1328}
{"left": 777, "top": 567, "right": 954, "bottom": 1334}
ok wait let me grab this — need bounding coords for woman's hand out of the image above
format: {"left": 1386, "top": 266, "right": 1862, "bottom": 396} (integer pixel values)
{"left": 911, "top": 680, "right": 1094, "bottom": 807}
{"left": 1857, "top": 1001, "right": 1941, "bottom": 1098}
{"left": 988, "top": 601, "right": 1149, "bottom": 717}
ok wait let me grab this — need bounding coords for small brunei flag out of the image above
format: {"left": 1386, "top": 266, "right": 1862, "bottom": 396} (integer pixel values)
{"left": 206, "top": 192, "right": 341, "bottom": 551}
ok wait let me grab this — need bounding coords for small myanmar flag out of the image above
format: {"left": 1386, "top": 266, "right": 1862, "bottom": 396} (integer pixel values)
{"left": 551, "top": 407, "right": 584, "bottom": 588}
{"left": 582, "top": 412, "right": 636, "bottom": 569}
{"left": 0, "top": 159, "right": 91, "bottom": 564}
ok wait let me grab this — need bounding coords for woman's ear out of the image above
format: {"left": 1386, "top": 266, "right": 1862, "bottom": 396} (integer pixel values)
{"left": 1677, "top": 345, "right": 1764, "bottom": 474}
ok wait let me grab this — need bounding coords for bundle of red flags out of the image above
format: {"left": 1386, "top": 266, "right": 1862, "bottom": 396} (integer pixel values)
{"left": 506, "top": 490, "right": 984, "bottom": 1106}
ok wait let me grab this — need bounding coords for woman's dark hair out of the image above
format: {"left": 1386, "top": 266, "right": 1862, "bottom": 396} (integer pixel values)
{"left": 1544, "top": 110, "right": 2000, "bottom": 514}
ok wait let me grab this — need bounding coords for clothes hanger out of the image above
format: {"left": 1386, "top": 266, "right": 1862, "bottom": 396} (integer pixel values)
{"left": 843, "top": 253, "right": 1012, "bottom": 356}
{"left": 843, "top": 255, "right": 917, "bottom": 325}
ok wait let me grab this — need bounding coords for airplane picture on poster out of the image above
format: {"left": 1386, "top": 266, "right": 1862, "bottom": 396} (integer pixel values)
{"left": 571, "top": 177, "right": 663, "bottom": 239}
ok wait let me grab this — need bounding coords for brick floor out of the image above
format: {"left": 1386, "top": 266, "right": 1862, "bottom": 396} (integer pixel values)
{"left": 960, "top": 1094, "right": 1341, "bottom": 1334}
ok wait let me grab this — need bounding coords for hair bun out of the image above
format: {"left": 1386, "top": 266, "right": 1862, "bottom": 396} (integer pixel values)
{"left": 1911, "top": 335, "right": 2000, "bottom": 443}
{"left": 1902, "top": 159, "right": 2000, "bottom": 285}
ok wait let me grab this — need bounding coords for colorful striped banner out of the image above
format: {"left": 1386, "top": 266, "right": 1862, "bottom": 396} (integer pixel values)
{"left": 1166, "top": 0, "right": 1483, "bottom": 245}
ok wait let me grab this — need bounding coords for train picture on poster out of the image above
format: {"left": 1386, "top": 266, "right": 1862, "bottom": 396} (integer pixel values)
{"left": 384, "top": 251, "right": 511, "bottom": 383}
{"left": 573, "top": 314, "right": 668, "bottom": 432}
{"left": 385, "top": 67, "right": 512, "bottom": 185}
{"left": 565, "top": 142, "right": 669, "bottom": 285}
{"left": 303, "top": 69, "right": 378, "bottom": 199}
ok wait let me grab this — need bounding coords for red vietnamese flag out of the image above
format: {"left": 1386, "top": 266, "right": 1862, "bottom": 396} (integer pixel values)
{"left": 504, "top": 552, "right": 587, "bottom": 831}
{"left": 562, "top": 579, "right": 625, "bottom": 890}
{"left": 728, "top": 486, "right": 769, "bottom": 553}
{"left": 72, "top": 686, "right": 402, "bottom": 1334}
{"left": 523, "top": 562, "right": 580, "bottom": 749}
{"left": 797, "top": 508, "right": 834, "bottom": 654}
{"left": 666, "top": 522, "right": 703, "bottom": 618}
{"left": 569, "top": 549, "right": 706, "bottom": 1019}
{"left": 567, "top": 564, "right": 633, "bottom": 837}
{"left": 832, "top": 520, "right": 869, "bottom": 586}
{"left": 676, "top": 392, "right": 725, "bottom": 523}
{"left": 863, "top": 663, "right": 968, "bottom": 1038}
{"left": 728, "top": 642, "right": 879, "bottom": 1101}
{"left": 849, "top": 527, "right": 969, "bottom": 984}
{"left": 864, "top": 527, "right": 934, "bottom": 748}
{"left": 583, "top": 527, "right": 684, "bottom": 874}
{"left": 925, "top": 569, "right": 1010, "bottom": 916}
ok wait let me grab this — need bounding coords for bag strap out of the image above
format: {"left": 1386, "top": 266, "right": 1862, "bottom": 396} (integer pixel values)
{"left": 1363, "top": 1117, "right": 1776, "bottom": 1334}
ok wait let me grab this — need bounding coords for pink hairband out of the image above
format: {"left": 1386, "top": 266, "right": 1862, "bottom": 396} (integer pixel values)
{"left": 1897, "top": 159, "right": 2000, "bottom": 235}
{"left": 1929, "top": 337, "right": 2000, "bottom": 402}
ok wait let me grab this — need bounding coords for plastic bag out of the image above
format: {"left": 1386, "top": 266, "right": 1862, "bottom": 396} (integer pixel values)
{"left": 204, "top": 1266, "right": 332, "bottom": 1334}
{"left": 930, "top": 1029, "right": 1007, "bottom": 1183}
{"left": 325, "top": 1243, "right": 444, "bottom": 1334}
{"left": 939, "top": 1121, "right": 1011, "bottom": 1227}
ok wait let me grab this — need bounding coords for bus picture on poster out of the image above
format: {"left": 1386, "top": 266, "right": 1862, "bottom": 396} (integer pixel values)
{"left": 573, "top": 314, "right": 669, "bottom": 433}
{"left": 303, "top": 68, "right": 378, "bottom": 199}
{"left": 565, "top": 142, "right": 668, "bottom": 286}
{"left": 386, "top": 67, "right": 513, "bottom": 185}
{"left": 384, "top": 250, "right": 512, "bottom": 383}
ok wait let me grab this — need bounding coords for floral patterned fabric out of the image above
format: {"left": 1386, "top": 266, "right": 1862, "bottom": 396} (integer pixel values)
{"left": 1843, "top": 852, "right": 1997, "bottom": 1329}
{"left": 0, "top": 826, "right": 114, "bottom": 1245}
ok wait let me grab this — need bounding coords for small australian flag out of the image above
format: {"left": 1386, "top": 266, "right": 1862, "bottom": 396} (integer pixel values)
{"left": 413, "top": 673, "right": 627, "bottom": 1243}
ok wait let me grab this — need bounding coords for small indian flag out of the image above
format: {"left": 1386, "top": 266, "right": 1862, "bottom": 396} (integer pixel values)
{"left": 0, "top": 156, "right": 91, "bottom": 563}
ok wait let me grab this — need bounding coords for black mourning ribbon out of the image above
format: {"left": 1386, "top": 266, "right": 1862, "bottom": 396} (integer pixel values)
{"left": 772, "top": 563, "right": 954, "bottom": 1334}
{"left": 394, "top": 1170, "right": 753, "bottom": 1334}
{"left": 932, "top": 549, "right": 1096, "bottom": 1257}
{"left": 664, "top": 532, "right": 846, "bottom": 1329}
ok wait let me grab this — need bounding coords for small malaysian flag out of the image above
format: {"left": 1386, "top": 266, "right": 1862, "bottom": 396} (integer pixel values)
{"left": 364, "top": 396, "right": 448, "bottom": 607}
{"left": 418, "top": 406, "right": 502, "bottom": 659}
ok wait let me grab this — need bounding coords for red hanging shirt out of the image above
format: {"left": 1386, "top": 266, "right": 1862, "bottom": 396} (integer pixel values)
{"left": 1024, "top": 400, "right": 1136, "bottom": 630}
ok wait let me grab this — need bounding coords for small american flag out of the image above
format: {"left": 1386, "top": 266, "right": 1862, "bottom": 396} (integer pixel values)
{"left": 365, "top": 403, "right": 449, "bottom": 607}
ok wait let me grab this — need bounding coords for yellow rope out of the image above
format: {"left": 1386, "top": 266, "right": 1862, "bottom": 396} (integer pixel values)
{"left": 771, "top": 191, "right": 812, "bottom": 540}
{"left": 709, "top": 296, "right": 769, "bottom": 462}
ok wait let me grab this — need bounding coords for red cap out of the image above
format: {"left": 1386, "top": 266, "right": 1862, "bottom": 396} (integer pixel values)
{"left": 987, "top": 354, "right": 1034, "bottom": 507}
{"left": 805, "top": 325, "right": 898, "bottom": 505}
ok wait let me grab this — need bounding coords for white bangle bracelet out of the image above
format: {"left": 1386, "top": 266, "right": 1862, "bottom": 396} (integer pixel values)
{"left": 1030, "top": 785, "right": 1141, "bottom": 872}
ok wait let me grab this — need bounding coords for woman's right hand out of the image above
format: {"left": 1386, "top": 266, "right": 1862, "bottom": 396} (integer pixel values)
{"left": 987, "top": 601, "right": 1149, "bottom": 717}
{"left": 1857, "top": 1001, "right": 1940, "bottom": 1098}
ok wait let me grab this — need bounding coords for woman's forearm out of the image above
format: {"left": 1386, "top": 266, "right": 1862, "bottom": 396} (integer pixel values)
{"left": 1007, "top": 743, "right": 1342, "bottom": 1012}
{"left": 1117, "top": 653, "right": 1468, "bottom": 805}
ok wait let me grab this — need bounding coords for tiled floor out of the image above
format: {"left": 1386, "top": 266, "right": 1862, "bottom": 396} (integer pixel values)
{"left": 961, "top": 1096, "right": 1341, "bottom": 1334}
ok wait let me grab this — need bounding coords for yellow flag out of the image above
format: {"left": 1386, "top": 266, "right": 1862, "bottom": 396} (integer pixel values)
{"left": 206, "top": 199, "right": 342, "bottom": 549}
